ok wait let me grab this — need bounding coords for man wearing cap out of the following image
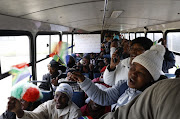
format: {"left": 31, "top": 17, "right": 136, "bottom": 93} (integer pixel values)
{"left": 39, "top": 59, "right": 66, "bottom": 91}
{"left": 7, "top": 83, "right": 82, "bottom": 119}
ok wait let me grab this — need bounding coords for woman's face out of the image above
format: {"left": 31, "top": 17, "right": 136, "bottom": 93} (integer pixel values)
{"left": 128, "top": 62, "right": 153, "bottom": 90}
{"left": 129, "top": 43, "right": 145, "bottom": 61}
{"left": 54, "top": 92, "right": 69, "bottom": 109}
{"left": 82, "top": 58, "right": 90, "bottom": 66}
{"left": 48, "top": 64, "right": 57, "bottom": 75}
{"left": 67, "top": 72, "right": 73, "bottom": 81}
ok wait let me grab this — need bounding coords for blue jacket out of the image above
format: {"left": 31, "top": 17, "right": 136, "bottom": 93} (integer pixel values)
{"left": 163, "top": 48, "right": 175, "bottom": 73}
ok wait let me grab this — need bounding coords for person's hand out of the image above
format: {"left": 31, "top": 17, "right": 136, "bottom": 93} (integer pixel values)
{"left": 70, "top": 71, "right": 85, "bottom": 83}
{"left": 110, "top": 50, "right": 120, "bottom": 70}
{"left": 7, "top": 97, "right": 24, "bottom": 118}
{"left": 89, "top": 64, "right": 94, "bottom": 71}
{"left": 51, "top": 77, "right": 59, "bottom": 86}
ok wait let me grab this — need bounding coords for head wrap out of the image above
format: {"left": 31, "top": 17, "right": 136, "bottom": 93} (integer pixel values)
{"left": 55, "top": 83, "right": 73, "bottom": 100}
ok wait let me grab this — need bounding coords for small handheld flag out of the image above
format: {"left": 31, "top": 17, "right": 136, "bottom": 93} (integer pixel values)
{"left": 78, "top": 116, "right": 93, "bottom": 119}
{"left": 49, "top": 41, "right": 68, "bottom": 66}
{"left": 10, "top": 62, "right": 30, "bottom": 86}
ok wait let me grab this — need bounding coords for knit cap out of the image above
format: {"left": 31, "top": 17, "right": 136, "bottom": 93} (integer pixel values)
{"left": 11, "top": 82, "right": 43, "bottom": 102}
{"left": 132, "top": 45, "right": 165, "bottom": 81}
{"left": 55, "top": 83, "right": 73, "bottom": 100}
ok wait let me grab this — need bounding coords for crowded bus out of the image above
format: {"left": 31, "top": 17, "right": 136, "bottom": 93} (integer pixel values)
{"left": 0, "top": 0, "right": 180, "bottom": 119}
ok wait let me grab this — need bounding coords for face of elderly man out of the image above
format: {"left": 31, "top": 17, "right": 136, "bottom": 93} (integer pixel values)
{"left": 54, "top": 92, "right": 69, "bottom": 109}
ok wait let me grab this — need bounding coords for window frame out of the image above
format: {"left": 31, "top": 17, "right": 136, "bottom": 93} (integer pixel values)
{"left": 135, "top": 32, "right": 145, "bottom": 38}
{"left": 0, "top": 30, "right": 33, "bottom": 80}
{"left": 146, "top": 31, "right": 163, "bottom": 41}
{"left": 165, "top": 29, "right": 180, "bottom": 55}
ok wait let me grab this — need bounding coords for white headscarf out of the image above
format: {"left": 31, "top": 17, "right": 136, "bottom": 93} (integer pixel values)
{"left": 55, "top": 83, "right": 73, "bottom": 100}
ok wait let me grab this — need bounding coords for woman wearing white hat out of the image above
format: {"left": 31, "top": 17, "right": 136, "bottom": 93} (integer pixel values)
{"left": 71, "top": 45, "right": 166, "bottom": 111}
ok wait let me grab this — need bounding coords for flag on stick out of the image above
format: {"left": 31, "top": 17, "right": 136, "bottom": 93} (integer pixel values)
{"left": 49, "top": 41, "right": 68, "bottom": 66}
{"left": 10, "top": 63, "right": 30, "bottom": 86}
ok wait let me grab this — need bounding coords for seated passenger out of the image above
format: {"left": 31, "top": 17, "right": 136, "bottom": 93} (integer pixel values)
{"left": 120, "top": 40, "right": 131, "bottom": 60}
{"left": 39, "top": 59, "right": 66, "bottom": 91}
{"left": 104, "top": 37, "right": 153, "bottom": 86}
{"left": 104, "top": 58, "right": 110, "bottom": 66}
{"left": 7, "top": 83, "right": 82, "bottom": 119}
{"left": 76, "top": 54, "right": 94, "bottom": 79}
{"left": 80, "top": 84, "right": 111, "bottom": 119}
{"left": 61, "top": 68, "right": 81, "bottom": 92}
{"left": 65, "top": 55, "right": 76, "bottom": 69}
{"left": 175, "top": 68, "right": 180, "bottom": 78}
{"left": 71, "top": 45, "right": 166, "bottom": 111}
{"left": 1, "top": 82, "right": 42, "bottom": 119}
{"left": 100, "top": 78, "right": 180, "bottom": 119}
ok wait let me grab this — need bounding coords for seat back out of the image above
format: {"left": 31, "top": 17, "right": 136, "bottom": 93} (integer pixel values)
{"left": 72, "top": 91, "right": 85, "bottom": 108}
{"left": 41, "top": 90, "right": 53, "bottom": 103}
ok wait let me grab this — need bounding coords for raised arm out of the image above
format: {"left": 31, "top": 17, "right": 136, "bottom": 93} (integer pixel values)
{"left": 71, "top": 72, "right": 125, "bottom": 106}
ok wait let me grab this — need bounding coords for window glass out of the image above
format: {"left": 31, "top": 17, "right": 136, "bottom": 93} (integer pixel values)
{"left": 169, "top": 54, "right": 180, "bottom": 74}
{"left": 166, "top": 32, "right": 180, "bottom": 74}
{"left": 68, "top": 34, "right": 72, "bottom": 54}
{"left": 167, "top": 32, "right": 180, "bottom": 53}
{"left": 136, "top": 33, "right": 145, "bottom": 38}
{"left": 36, "top": 35, "right": 50, "bottom": 61}
{"left": 124, "top": 33, "right": 129, "bottom": 40}
{"left": 147, "top": 33, "right": 163, "bottom": 42}
{"left": 62, "top": 34, "right": 72, "bottom": 54}
{"left": 154, "top": 33, "right": 163, "bottom": 42}
{"left": 0, "top": 35, "right": 31, "bottom": 115}
{"left": 51, "top": 35, "right": 60, "bottom": 53}
{"left": 147, "top": 33, "right": 154, "bottom": 41}
{"left": 130, "top": 33, "right": 135, "bottom": 40}
{"left": 36, "top": 34, "right": 59, "bottom": 82}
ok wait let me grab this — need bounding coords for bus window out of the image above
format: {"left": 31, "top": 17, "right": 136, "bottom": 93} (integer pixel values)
{"left": 124, "top": 33, "right": 129, "bottom": 40}
{"left": 147, "top": 33, "right": 163, "bottom": 42}
{"left": 36, "top": 34, "right": 60, "bottom": 82}
{"left": 62, "top": 34, "right": 72, "bottom": 54}
{"left": 136, "top": 33, "right": 145, "bottom": 38}
{"left": 167, "top": 32, "right": 180, "bottom": 74}
{"left": 0, "top": 35, "right": 31, "bottom": 115}
{"left": 130, "top": 33, "right": 135, "bottom": 40}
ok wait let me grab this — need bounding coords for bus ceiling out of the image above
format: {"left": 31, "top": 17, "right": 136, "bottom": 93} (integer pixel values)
{"left": 0, "top": 0, "right": 180, "bottom": 33}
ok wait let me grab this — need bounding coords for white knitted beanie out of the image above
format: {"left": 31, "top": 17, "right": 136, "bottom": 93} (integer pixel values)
{"left": 132, "top": 45, "right": 165, "bottom": 81}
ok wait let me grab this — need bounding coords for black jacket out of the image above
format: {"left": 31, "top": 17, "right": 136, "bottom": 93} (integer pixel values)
{"left": 39, "top": 71, "right": 66, "bottom": 91}
{"left": 0, "top": 111, "right": 16, "bottom": 119}
{"left": 163, "top": 48, "right": 175, "bottom": 73}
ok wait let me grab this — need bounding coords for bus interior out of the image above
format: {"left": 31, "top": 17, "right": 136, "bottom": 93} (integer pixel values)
{"left": 0, "top": 0, "right": 180, "bottom": 115}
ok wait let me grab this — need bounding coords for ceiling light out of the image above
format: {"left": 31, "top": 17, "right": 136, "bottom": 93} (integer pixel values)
{"left": 110, "top": 11, "right": 123, "bottom": 18}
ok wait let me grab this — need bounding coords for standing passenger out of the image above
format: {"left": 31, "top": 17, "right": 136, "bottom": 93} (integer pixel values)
{"left": 158, "top": 38, "right": 175, "bottom": 73}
